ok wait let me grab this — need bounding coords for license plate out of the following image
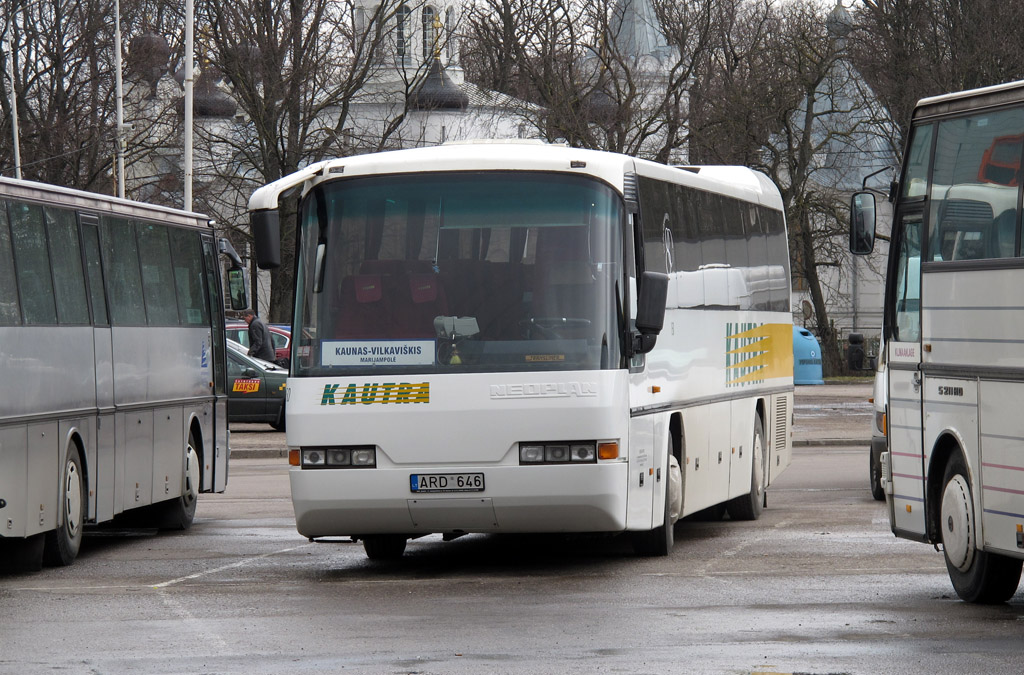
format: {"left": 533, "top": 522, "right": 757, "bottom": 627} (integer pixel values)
{"left": 410, "top": 473, "right": 484, "bottom": 493}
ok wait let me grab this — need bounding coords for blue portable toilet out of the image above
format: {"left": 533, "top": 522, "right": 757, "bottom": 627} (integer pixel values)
{"left": 793, "top": 325, "right": 824, "bottom": 385}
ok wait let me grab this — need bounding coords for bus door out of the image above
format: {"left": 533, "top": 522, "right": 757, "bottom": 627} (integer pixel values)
{"left": 80, "top": 215, "right": 116, "bottom": 523}
{"left": 202, "top": 235, "right": 229, "bottom": 491}
{"left": 886, "top": 211, "right": 926, "bottom": 539}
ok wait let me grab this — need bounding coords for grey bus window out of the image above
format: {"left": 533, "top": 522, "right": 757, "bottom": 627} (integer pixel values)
{"left": 901, "top": 124, "right": 933, "bottom": 199}
{"left": 137, "top": 222, "right": 180, "bottom": 326}
{"left": 0, "top": 201, "right": 21, "bottom": 325}
{"left": 101, "top": 216, "right": 147, "bottom": 326}
{"left": 168, "top": 227, "right": 210, "bottom": 325}
{"left": 81, "top": 224, "right": 108, "bottom": 325}
{"left": 9, "top": 201, "right": 57, "bottom": 325}
{"left": 762, "top": 208, "right": 790, "bottom": 312}
{"left": 45, "top": 207, "right": 90, "bottom": 325}
{"left": 927, "top": 108, "right": 1024, "bottom": 261}
{"left": 744, "top": 206, "right": 771, "bottom": 312}
{"left": 893, "top": 213, "right": 922, "bottom": 343}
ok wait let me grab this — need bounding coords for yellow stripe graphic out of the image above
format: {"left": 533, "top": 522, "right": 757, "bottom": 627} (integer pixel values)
{"left": 725, "top": 323, "right": 793, "bottom": 385}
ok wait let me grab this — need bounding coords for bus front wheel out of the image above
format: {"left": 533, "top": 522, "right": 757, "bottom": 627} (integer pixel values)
{"left": 940, "top": 454, "right": 1023, "bottom": 603}
{"left": 43, "top": 445, "right": 85, "bottom": 566}
{"left": 632, "top": 454, "right": 682, "bottom": 557}
{"left": 363, "top": 535, "right": 407, "bottom": 560}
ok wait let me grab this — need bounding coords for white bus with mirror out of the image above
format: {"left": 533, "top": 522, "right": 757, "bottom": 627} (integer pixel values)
{"left": 851, "top": 81, "right": 1024, "bottom": 603}
{"left": 249, "top": 142, "right": 793, "bottom": 559}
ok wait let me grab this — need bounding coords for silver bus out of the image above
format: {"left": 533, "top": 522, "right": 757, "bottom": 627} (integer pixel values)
{"left": 0, "top": 177, "right": 246, "bottom": 569}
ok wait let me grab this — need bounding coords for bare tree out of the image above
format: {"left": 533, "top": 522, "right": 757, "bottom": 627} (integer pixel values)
{"left": 196, "top": 0, "right": 417, "bottom": 321}
{"left": 462, "top": 0, "right": 712, "bottom": 161}
{"left": 692, "top": 0, "right": 888, "bottom": 375}
{"left": 850, "top": 0, "right": 1024, "bottom": 159}
{"left": 0, "top": 0, "right": 118, "bottom": 189}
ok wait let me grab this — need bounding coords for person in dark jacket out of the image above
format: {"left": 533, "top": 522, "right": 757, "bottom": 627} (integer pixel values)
{"left": 244, "top": 310, "right": 276, "bottom": 362}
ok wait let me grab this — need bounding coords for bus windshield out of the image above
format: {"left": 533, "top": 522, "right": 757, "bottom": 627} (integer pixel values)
{"left": 292, "top": 171, "right": 625, "bottom": 376}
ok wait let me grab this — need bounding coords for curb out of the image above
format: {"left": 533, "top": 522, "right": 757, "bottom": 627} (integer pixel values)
{"left": 230, "top": 449, "right": 289, "bottom": 460}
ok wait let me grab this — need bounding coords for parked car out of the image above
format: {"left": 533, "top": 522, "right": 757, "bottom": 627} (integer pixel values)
{"left": 227, "top": 339, "right": 287, "bottom": 430}
{"left": 869, "top": 339, "right": 887, "bottom": 501}
{"left": 225, "top": 321, "right": 291, "bottom": 366}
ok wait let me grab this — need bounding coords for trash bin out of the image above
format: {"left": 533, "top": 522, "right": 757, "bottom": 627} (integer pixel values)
{"left": 793, "top": 325, "right": 824, "bottom": 385}
{"left": 847, "top": 332, "right": 865, "bottom": 371}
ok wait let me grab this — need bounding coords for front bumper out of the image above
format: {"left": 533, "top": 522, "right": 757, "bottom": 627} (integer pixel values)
{"left": 290, "top": 462, "right": 629, "bottom": 538}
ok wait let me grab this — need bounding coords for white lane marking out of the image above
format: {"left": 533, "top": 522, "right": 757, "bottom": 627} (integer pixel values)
{"left": 152, "top": 544, "right": 312, "bottom": 588}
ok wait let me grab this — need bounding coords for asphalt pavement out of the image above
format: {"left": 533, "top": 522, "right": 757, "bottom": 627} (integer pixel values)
{"left": 230, "top": 382, "right": 874, "bottom": 458}
{"left": 792, "top": 381, "right": 873, "bottom": 447}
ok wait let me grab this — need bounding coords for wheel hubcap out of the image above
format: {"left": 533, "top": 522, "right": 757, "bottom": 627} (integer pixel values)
{"left": 183, "top": 444, "right": 200, "bottom": 508}
{"left": 940, "top": 474, "right": 974, "bottom": 572}
{"left": 752, "top": 431, "right": 764, "bottom": 499}
{"left": 64, "top": 460, "right": 83, "bottom": 537}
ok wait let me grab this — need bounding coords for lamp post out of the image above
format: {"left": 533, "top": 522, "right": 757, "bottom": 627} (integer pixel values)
{"left": 2, "top": 34, "right": 22, "bottom": 180}
{"left": 113, "top": 0, "right": 125, "bottom": 197}
{"left": 183, "top": 0, "right": 194, "bottom": 211}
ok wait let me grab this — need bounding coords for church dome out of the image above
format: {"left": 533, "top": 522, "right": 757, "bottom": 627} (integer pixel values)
{"left": 127, "top": 33, "right": 170, "bottom": 89}
{"left": 194, "top": 69, "right": 238, "bottom": 118}
{"left": 410, "top": 59, "right": 468, "bottom": 111}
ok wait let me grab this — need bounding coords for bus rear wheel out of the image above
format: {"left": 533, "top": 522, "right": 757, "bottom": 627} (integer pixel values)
{"left": 43, "top": 445, "right": 85, "bottom": 567}
{"left": 157, "top": 431, "right": 200, "bottom": 530}
{"left": 727, "top": 416, "right": 765, "bottom": 521}
{"left": 363, "top": 535, "right": 407, "bottom": 560}
{"left": 940, "top": 454, "right": 1023, "bottom": 603}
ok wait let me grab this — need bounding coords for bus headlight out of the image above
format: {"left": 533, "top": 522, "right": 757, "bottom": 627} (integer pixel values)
{"left": 520, "top": 444, "right": 545, "bottom": 463}
{"left": 519, "top": 441, "right": 597, "bottom": 464}
{"left": 570, "top": 444, "right": 596, "bottom": 462}
{"left": 302, "top": 449, "right": 326, "bottom": 467}
{"left": 351, "top": 449, "right": 376, "bottom": 466}
{"left": 301, "top": 446, "right": 376, "bottom": 468}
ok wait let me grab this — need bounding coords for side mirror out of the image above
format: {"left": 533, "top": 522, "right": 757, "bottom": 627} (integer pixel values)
{"left": 633, "top": 271, "right": 669, "bottom": 355}
{"left": 251, "top": 209, "right": 281, "bottom": 270}
{"left": 243, "top": 367, "right": 258, "bottom": 377}
{"left": 849, "top": 192, "right": 876, "bottom": 255}
{"left": 226, "top": 267, "right": 248, "bottom": 311}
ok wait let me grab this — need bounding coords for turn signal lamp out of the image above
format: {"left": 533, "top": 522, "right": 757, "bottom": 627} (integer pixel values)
{"left": 598, "top": 442, "right": 619, "bottom": 460}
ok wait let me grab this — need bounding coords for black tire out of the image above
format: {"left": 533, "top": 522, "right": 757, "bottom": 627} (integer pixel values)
{"left": 43, "top": 445, "right": 85, "bottom": 566}
{"left": 363, "top": 535, "right": 407, "bottom": 560}
{"left": 940, "top": 454, "right": 1023, "bottom": 603}
{"left": 157, "top": 431, "right": 201, "bottom": 530}
{"left": 271, "top": 402, "right": 286, "bottom": 432}
{"left": 726, "top": 416, "right": 765, "bottom": 521}
{"left": 869, "top": 448, "right": 885, "bottom": 501}
{"left": 632, "top": 454, "right": 682, "bottom": 557}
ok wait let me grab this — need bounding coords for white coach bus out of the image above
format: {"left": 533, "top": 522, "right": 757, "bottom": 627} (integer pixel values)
{"left": 248, "top": 142, "right": 793, "bottom": 559}
{"left": 851, "top": 81, "right": 1024, "bottom": 602}
{"left": 0, "top": 177, "right": 246, "bottom": 569}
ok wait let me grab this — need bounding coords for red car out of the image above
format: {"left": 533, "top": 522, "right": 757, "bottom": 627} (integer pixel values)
{"left": 225, "top": 321, "right": 291, "bottom": 366}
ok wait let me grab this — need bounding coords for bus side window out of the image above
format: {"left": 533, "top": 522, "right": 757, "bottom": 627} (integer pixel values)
{"left": 0, "top": 200, "right": 21, "bottom": 325}
{"left": 9, "top": 201, "right": 57, "bottom": 325}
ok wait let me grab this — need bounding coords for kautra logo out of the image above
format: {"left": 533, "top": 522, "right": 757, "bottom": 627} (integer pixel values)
{"left": 320, "top": 382, "right": 430, "bottom": 405}
{"left": 725, "top": 323, "right": 794, "bottom": 387}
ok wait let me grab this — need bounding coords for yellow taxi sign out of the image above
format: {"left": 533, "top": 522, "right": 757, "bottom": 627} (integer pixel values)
{"left": 233, "top": 378, "right": 260, "bottom": 393}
